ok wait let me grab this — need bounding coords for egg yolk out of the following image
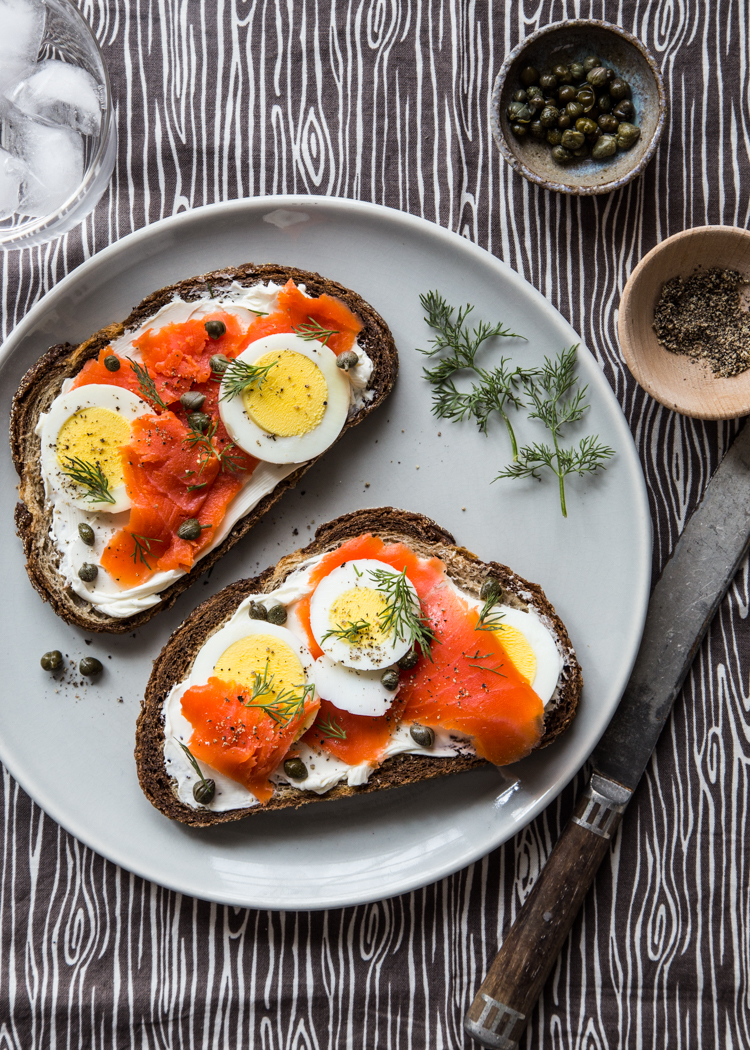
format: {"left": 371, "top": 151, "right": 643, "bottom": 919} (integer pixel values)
{"left": 242, "top": 349, "right": 328, "bottom": 437}
{"left": 214, "top": 634, "right": 305, "bottom": 697}
{"left": 328, "top": 587, "right": 390, "bottom": 648}
{"left": 56, "top": 407, "right": 131, "bottom": 490}
{"left": 494, "top": 625, "right": 537, "bottom": 685}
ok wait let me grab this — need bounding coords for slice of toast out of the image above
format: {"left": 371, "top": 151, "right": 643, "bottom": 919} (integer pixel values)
{"left": 10, "top": 264, "right": 398, "bottom": 633}
{"left": 136, "top": 507, "right": 583, "bottom": 827}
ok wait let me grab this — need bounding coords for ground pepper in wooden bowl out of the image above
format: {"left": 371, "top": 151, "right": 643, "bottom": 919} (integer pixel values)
{"left": 653, "top": 268, "right": 750, "bottom": 378}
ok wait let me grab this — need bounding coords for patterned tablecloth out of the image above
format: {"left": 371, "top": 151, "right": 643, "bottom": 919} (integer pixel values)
{"left": 1, "top": 1, "right": 747, "bottom": 1045}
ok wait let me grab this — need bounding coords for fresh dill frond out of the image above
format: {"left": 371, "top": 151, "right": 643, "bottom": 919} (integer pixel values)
{"left": 60, "top": 456, "right": 115, "bottom": 505}
{"left": 418, "top": 291, "right": 532, "bottom": 460}
{"left": 184, "top": 419, "right": 247, "bottom": 476}
{"left": 293, "top": 317, "right": 340, "bottom": 346}
{"left": 130, "top": 533, "right": 164, "bottom": 570}
{"left": 369, "top": 566, "right": 436, "bottom": 659}
{"left": 315, "top": 714, "right": 347, "bottom": 740}
{"left": 475, "top": 594, "right": 505, "bottom": 632}
{"left": 239, "top": 659, "right": 314, "bottom": 727}
{"left": 128, "top": 358, "right": 169, "bottom": 411}
{"left": 495, "top": 345, "right": 615, "bottom": 517}
{"left": 321, "top": 619, "right": 372, "bottom": 644}
{"left": 219, "top": 358, "right": 277, "bottom": 402}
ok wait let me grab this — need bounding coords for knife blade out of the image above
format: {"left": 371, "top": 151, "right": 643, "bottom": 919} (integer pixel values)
{"left": 464, "top": 420, "right": 750, "bottom": 1050}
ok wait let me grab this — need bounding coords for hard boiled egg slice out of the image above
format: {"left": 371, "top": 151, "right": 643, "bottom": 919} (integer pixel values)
{"left": 493, "top": 606, "right": 563, "bottom": 706}
{"left": 309, "top": 559, "right": 417, "bottom": 670}
{"left": 312, "top": 655, "right": 398, "bottom": 716}
{"left": 218, "top": 332, "right": 350, "bottom": 464}
{"left": 39, "top": 385, "right": 150, "bottom": 513}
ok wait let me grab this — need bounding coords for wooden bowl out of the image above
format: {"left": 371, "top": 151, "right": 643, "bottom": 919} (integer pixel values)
{"left": 618, "top": 226, "right": 750, "bottom": 420}
{"left": 491, "top": 20, "right": 667, "bottom": 196}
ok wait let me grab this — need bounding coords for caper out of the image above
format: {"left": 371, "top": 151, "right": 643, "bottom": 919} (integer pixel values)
{"left": 616, "top": 122, "right": 641, "bottom": 149}
{"left": 381, "top": 668, "right": 400, "bottom": 691}
{"left": 557, "top": 84, "right": 577, "bottom": 104}
{"left": 557, "top": 113, "right": 571, "bottom": 130}
{"left": 597, "top": 93, "right": 613, "bottom": 113}
{"left": 569, "top": 61, "right": 585, "bottom": 81}
{"left": 552, "top": 63, "right": 571, "bottom": 84}
{"left": 576, "top": 86, "right": 596, "bottom": 112}
{"left": 284, "top": 757, "right": 308, "bottom": 780}
{"left": 177, "top": 518, "right": 203, "bottom": 541}
{"left": 512, "top": 89, "right": 528, "bottom": 103}
{"left": 591, "top": 134, "right": 617, "bottom": 159}
{"left": 480, "top": 576, "right": 503, "bottom": 602}
{"left": 193, "top": 778, "right": 216, "bottom": 804}
{"left": 519, "top": 65, "right": 539, "bottom": 87}
{"left": 552, "top": 144, "right": 573, "bottom": 163}
{"left": 204, "top": 319, "right": 227, "bottom": 340}
{"left": 539, "top": 106, "right": 559, "bottom": 128}
{"left": 209, "top": 353, "right": 231, "bottom": 373}
{"left": 41, "top": 650, "right": 63, "bottom": 672}
{"left": 510, "top": 123, "right": 527, "bottom": 139}
{"left": 526, "top": 85, "right": 544, "bottom": 101}
{"left": 539, "top": 73, "right": 557, "bottom": 92}
{"left": 336, "top": 350, "right": 359, "bottom": 371}
{"left": 180, "top": 390, "right": 207, "bottom": 412}
{"left": 410, "top": 724, "right": 435, "bottom": 748}
{"left": 565, "top": 101, "right": 584, "bottom": 119}
{"left": 609, "top": 77, "right": 630, "bottom": 101}
{"left": 79, "top": 656, "right": 103, "bottom": 677}
{"left": 561, "top": 129, "right": 585, "bottom": 150}
{"left": 398, "top": 648, "right": 419, "bottom": 670}
{"left": 597, "top": 113, "right": 619, "bottom": 133}
{"left": 104, "top": 354, "right": 121, "bottom": 372}
{"left": 612, "top": 99, "right": 635, "bottom": 121}
{"left": 187, "top": 411, "right": 211, "bottom": 432}
{"left": 78, "top": 522, "right": 95, "bottom": 546}
{"left": 583, "top": 56, "right": 601, "bottom": 73}
{"left": 266, "top": 602, "right": 288, "bottom": 625}
{"left": 546, "top": 128, "right": 563, "bottom": 146}
{"left": 586, "top": 66, "right": 610, "bottom": 88}
{"left": 507, "top": 101, "right": 532, "bottom": 124}
{"left": 576, "top": 117, "right": 598, "bottom": 136}
{"left": 529, "top": 121, "right": 545, "bottom": 140}
{"left": 248, "top": 601, "right": 268, "bottom": 621}
{"left": 78, "top": 563, "right": 98, "bottom": 582}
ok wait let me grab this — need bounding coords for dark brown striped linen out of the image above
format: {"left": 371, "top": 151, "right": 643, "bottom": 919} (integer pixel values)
{"left": 1, "top": 1, "right": 747, "bottom": 1045}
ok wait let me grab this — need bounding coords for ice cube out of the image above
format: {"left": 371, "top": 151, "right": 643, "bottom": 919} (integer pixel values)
{"left": 0, "top": 0, "right": 45, "bottom": 93}
{"left": 9, "top": 116, "right": 83, "bottom": 217}
{"left": 8, "top": 59, "right": 103, "bottom": 135}
{"left": 0, "top": 145, "right": 25, "bottom": 219}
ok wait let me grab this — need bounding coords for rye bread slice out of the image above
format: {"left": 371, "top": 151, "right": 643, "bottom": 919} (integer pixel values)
{"left": 136, "top": 507, "right": 583, "bottom": 827}
{"left": 9, "top": 264, "right": 398, "bottom": 633}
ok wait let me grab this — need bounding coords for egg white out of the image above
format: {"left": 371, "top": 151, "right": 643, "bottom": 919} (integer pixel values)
{"left": 312, "top": 655, "right": 399, "bottom": 717}
{"left": 218, "top": 332, "right": 350, "bottom": 464}
{"left": 39, "top": 384, "right": 150, "bottom": 514}
{"left": 495, "top": 605, "right": 563, "bottom": 705}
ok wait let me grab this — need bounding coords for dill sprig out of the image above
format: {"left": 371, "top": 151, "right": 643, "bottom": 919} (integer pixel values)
{"left": 294, "top": 318, "right": 340, "bottom": 346}
{"left": 184, "top": 419, "right": 247, "bottom": 475}
{"left": 369, "top": 566, "right": 436, "bottom": 659}
{"left": 130, "top": 533, "right": 164, "bottom": 570}
{"left": 418, "top": 291, "right": 533, "bottom": 460}
{"left": 475, "top": 594, "right": 505, "bottom": 632}
{"left": 239, "top": 660, "right": 315, "bottom": 728}
{"left": 495, "top": 345, "right": 615, "bottom": 518}
{"left": 219, "top": 358, "right": 277, "bottom": 402}
{"left": 315, "top": 714, "right": 347, "bottom": 740}
{"left": 60, "top": 456, "right": 115, "bottom": 505}
{"left": 127, "top": 358, "right": 169, "bottom": 411}
{"left": 321, "top": 619, "right": 372, "bottom": 644}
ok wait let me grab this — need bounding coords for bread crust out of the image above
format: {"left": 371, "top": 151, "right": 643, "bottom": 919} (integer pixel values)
{"left": 136, "top": 507, "right": 583, "bottom": 827}
{"left": 9, "top": 264, "right": 398, "bottom": 633}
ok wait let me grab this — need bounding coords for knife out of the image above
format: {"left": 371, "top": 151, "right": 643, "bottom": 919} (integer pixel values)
{"left": 464, "top": 420, "right": 750, "bottom": 1050}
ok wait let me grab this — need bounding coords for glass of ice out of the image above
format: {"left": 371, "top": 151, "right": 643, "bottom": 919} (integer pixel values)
{"left": 0, "top": 0, "right": 116, "bottom": 249}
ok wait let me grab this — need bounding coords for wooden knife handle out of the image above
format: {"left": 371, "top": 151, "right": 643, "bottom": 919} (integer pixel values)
{"left": 464, "top": 773, "right": 633, "bottom": 1049}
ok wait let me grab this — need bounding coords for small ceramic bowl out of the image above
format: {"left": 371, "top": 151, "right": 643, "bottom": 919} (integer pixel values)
{"left": 491, "top": 20, "right": 666, "bottom": 196}
{"left": 618, "top": 226, "right": 750, "bottom": 420}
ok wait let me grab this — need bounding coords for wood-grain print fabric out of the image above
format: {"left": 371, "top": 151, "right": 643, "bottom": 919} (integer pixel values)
{"left": 1, "top": 0, "right": 747, "bottom": 1045}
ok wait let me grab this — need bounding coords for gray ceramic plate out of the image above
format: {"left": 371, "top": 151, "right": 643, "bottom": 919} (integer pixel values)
{"left": 0, "top": 197, "right": 650, "bottom": 909}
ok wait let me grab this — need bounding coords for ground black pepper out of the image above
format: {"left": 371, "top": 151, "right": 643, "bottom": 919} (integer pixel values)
{"left": 653, "top": 267, "right": 750, "bottom": 378}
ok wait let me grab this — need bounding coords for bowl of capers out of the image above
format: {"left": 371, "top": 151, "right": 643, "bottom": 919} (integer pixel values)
{"left": 491, "top": 20, "right": 666, "bottom": 195}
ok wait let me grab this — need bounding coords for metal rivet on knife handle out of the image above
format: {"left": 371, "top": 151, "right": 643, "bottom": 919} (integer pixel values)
{"left": 463, "top": 772, "right": 632, "bottom": 1050}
